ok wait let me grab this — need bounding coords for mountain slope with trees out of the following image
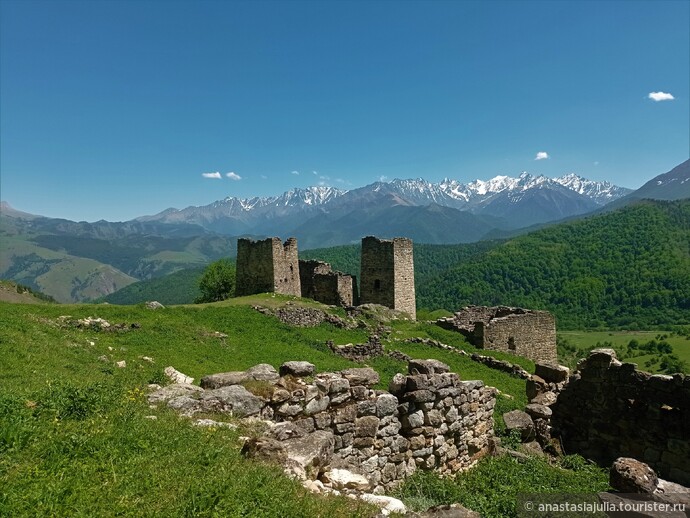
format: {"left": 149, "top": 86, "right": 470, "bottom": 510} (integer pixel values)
{"left": 418, "top": 199, "right": 690, "bottom": 329}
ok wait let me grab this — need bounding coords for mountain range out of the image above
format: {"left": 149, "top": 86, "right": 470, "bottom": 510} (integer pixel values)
{"left": 136, "top": 172, "right": 632, "bottom": 246}
{"left": 1, "top": 159, "right": 688, "bottom": 302}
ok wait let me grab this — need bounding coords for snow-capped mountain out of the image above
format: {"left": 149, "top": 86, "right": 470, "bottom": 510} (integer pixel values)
{"left": 136, "top": 172, "right": 632, "bottom": 240}
{"left": 554, "top": 173, "right": 632, "bottom": 204}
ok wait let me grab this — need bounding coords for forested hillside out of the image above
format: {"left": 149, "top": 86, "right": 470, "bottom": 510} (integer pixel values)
{"left": 419, "top": 200, "right": 690, "bottom": 329}
{"left": 100, "top": 267, "right": 205, "bottom": 305}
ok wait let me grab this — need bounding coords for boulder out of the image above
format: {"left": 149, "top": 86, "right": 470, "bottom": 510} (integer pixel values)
{"left": 246, "top": 363, "right": 280, "bottom": 382}
{"left": 534, "top": 363, "right": 570, "bottom": 383}
{"left": 200, "top": 371, "right": 248, "bottom": 389}
{"left": 358, "top": 494, "right": 407, "bottom": 516}
{"left": 145, "top": 301, "right": 164, "bottom": 310}
{"left": 525, "top": 403, "right": 552, "bottom": 420}
{"left": 243, "top": 430, "right": 336, "bottom": 480}
{"left": 164, "top": 366, "right": 194, "bottom": 385}
{"left": 280, "top": 361, "right": 316, "bottom": 377}
{"left": 321, "top": 468, "right": 370, "bottom": 491}
{"left": 341, "top": 367, "right": 380, "bottom": 387}
{"left": 201, "top": 385, "right": 264, "bottom": 417}
{"left": 409, "top": 359, "right": 450, "bottom": 375}
{"left": 503, "top": 410, "right": 535, "bottom": 441}
{"left": 610, "top": 457, "right": 658, "bottom": 494}
{"left": 147, "top": 383, "right": 203, "bottom": 405}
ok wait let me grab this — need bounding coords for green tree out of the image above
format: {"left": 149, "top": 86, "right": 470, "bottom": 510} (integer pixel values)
{"left": 195, "top": 259, "right": 236, "bottom": 303}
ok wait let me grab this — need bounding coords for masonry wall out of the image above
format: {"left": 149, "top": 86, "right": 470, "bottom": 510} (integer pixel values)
{"left": 268, "top": 362, "right": 496, "bottom": 492}
{"left": 360, "top": 236, "right": 416, "bottom": 319}
{"left": 477, "top": 312, "right": 557, "bottom": 364}
{"left": 235, "top": 237, "right": 301, "bottom": 297}
{"left": 439, "top": 306, "right": 556, "bottom": 364}
{"left": 313, "top": 272, "right": 358, "bottom": 307}
{"left": 299, "top": 260, "right": 332, "bottom": 300}
{"left": 552, "top": 350, "right": 690, "bottom": 485}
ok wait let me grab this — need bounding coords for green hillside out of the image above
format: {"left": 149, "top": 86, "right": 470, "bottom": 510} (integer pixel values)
{"left": 0, "top": 297, "right": 608, "bottom": 516}
{"left": 419, "top": 199, "right": 690, "bottom": 329}
{"left": 100, "top": 266, "right": 205, "bottom": 305}
{"left": 0, "top": 212, "right": 236, "bottom": 302}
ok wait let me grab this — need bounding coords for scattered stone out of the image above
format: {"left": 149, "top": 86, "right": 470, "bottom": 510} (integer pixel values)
{"left": 145, "top": 301, "right": 164, "bottom": 310}
{"left": 144, "top": 415, "right": 157, "bottom": 420}
{"left": 98, "top": 355, "right": 109, "bottom": 363}
{"left": 610, "top": 457, "right": 659, "bottom": 494}
{"left": 147, "top": 383, "right": 203, "bottom": 405}
{"left": 280, "top": 361, "right": 316, "bottom": 377}
{"left": 200, "top": 371, "right": 248, "bottom": 389}
{"left": 164, "top": 366, "right": 194, "bottom": 385}
{"left": 321, "top": 468, "right": 370, "bottom": 491}
{"left": 358, "top": 494, "right": 407, "bottom": 515}
{"left": 193, "top": 419, "right": 238, "bottom": 429}
{"left": 519, "top": 440, "right": 544, "bottom": 456}
{"left": 141, "top": 356, "right": 154, "bottom": 363}
{"left": 116, "top": 360, "right": 126, "bottom": 368}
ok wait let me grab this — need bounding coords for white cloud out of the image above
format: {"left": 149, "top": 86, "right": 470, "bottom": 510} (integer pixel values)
{"left": 202, "top": 172, "right": 222, "bottom": 179}
{"left": 318, "top": 181, "right": 328, "bottom": 186}
{"left": 260, "top": 174, "right": 268, "bottom": 180}
{"left": 378, "top": 175, "right": 389, "bottom": 182}
{"left": 648, "top": 91, "right": 674, "bottom": 102}
{"left": 291, "top": 170, "right": 300, "bottom": 175}
{"left": 226, "top": 172, "right": 242, "bottom": 180}
{"left": 320, "top": 175, "right": 330, "bottom": 180}
{"left": 535, "top": 151, "right": 549, "bottom": 160}
{"left": 312, "top": 171, "right": 318, "bottom": 175}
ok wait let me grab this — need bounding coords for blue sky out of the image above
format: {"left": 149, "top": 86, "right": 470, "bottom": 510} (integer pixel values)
{"left": 1, "top": 0, "right": 688, "bottom": 222}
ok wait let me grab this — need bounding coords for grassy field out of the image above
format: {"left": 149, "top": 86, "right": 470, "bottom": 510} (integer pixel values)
{"left": 1, "top": 296, "right": 609, "bottom": 517}
{"left": 558, "top": 329, "right": 690, "bottom": 373}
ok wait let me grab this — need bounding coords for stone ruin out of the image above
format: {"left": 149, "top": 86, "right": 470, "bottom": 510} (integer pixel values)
{"left": 437, "top": 305, "right": 557, "bottom": 364}
{"left": 148, "top": 359, "right": 496, "bottom": 495}
{"left": 360, "top": 236, "right": 416, "bottom": 320}
{"left": 550, "top": 349, "right": 690, "bottom": 486}
{"left": 235, "top": 236, "right": 416, "bottom": 319}
{"left": 299, "top": 259, "right": 358, "bottom": 307}
{"left": 235, "top": 237, "right": 301, "bottom": 297}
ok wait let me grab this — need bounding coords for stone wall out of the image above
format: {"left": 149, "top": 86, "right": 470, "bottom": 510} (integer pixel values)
{"left": 292, "top": 259, "right": 359, "bottom": 307}
{"left": 235, "top": 237, "right": 301, "bottom": 297}
{"left": 360, "top": 236, "right": 416, "bottom": 319}
{"left": 177, "top": 359, "right": 496, "bottom": 493}
{"left": 438, "top": 306, "right": 557, "bottom": 364}
{"left": 552, "top": 349, "right": 690, "bottom": 485}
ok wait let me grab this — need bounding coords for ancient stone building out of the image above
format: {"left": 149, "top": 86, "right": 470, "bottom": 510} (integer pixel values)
{"left": 359, "top": 236, "right": 416, "bottom": 319}
{"left": 438, "top": 306, "right": 557, "bottom": 364}
{"left": 299, "top": 259, "right": 358, "bottom": 307}
{"left": 551, "top": 349, "right": 690, "bottom": 486}
{"left": 235, "top": 237, "right": 301, "bottom": 297}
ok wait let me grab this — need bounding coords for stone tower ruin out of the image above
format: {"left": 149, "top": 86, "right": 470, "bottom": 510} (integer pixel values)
{"left": 359, "top": 236, "right": 416, "bottom": 319}
{"left": 235, "top": 237, "right": 301, "bottom": 297}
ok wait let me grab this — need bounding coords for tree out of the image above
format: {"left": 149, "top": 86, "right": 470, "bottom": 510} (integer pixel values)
{"left": 196, "top": 259, "right": 236, "bottom": 303}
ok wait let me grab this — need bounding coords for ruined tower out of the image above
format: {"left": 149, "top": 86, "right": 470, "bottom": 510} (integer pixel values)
{"left": 359, "top": 236, "right": 416, "bottom": 319}
{"left": 235, "top": 237, "right": 301, "bottom": 297}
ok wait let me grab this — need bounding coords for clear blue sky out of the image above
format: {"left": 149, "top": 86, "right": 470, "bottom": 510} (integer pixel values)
{"left": 1, "top": 0, "right": 688, "bottom": 222}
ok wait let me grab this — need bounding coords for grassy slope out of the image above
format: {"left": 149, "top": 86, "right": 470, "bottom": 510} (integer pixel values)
{"left": 559, "top": 329, "right": 690, "bottom": 373}
{"left": 0, "top": 297, "right": 609, "bottom": 516}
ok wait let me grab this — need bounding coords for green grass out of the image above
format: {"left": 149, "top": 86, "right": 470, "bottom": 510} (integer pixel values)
{"left": 558, "top": 329, "right": 690, "bottom": 373}
{"left": 0, "top": 296, "right": 605, "bottom": 516}
{"left": 394, "top": 454, "right": 610, "bottom": 517}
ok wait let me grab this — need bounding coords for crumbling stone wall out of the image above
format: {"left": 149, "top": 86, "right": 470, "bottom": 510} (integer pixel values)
{"left": 299, "top": 259, "right": 358, "bottom": 307}
{"left": 328, "top": 336, "right": 383, "bottom": 361}
{"left": 552, "top": 349, "right": 690, "bottom": 486}
{"left": 235, "top": 237, "right": 301, "bottom": 297}
{"left": 438, "top": 306, "right": 556, "bottom": 364}
{"left": 188, "top": 360, "right": 495, "bottom": 493}
{"left": 360, "top": 236, "right": 416, "bottom": 320}
{"left": 299, "top": 260, "right": 331, "bottom": 299}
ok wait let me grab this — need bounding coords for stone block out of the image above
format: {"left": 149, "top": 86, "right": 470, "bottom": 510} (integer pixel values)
{"left": 534, "top": 363, "right": 570, "bottom": 383}
{"left": 280, "top": 361, "right": 316, "bottom": 377}
{"left": 409, "top": 359, "right": 450, "bottom": 375}
{"left": 355, "top": 416, "right": 380, "bottom": 437}
{"left": 341, "top": 367, "right": 380, "bottom": 387}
